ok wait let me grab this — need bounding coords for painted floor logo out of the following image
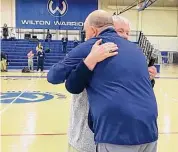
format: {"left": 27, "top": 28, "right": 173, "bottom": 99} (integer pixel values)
{"left": 0, "top": 91, "right": 67, "bottom": 104}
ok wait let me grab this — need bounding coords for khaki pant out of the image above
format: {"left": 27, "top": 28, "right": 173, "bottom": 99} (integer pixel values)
{"left": 1, "top": 59, "right": 7, "bottom": 71}
{"left": 97, "top": 142, "right": 157, "bottom": 152}
{"left": 28, "top": 58, "right": 33, "bottom": 71}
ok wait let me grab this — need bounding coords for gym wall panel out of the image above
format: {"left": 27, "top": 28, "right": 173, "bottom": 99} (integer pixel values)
{"left": 103, "top": 5, "right": 139, "bottom": 31}
{"left": 100, "top": 0, "right": 178, "bottom": 51}
{"left": 117, "top": 10, "right": 138, "bottom": 31}
{"left": 101, "top": 0, "right": 178, "bottom": 36}
{"left": 147, "top": 36, "right": 178, "bottom": 51}
{"left": 142, "top": 9, "right": 177, "bottom": 36}
{"left": 0, "top": 0, "right": 15, "bottom": 27}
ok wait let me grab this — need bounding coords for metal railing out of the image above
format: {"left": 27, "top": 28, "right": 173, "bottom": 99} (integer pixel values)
{"left": 0, "top": 27, "right": 82, "bottom": 41}
{"left": 138, "top": 32, "right": 159, "bottom": 64}
{"left": 1, "top": 27, "right": 141, "bottom": 42}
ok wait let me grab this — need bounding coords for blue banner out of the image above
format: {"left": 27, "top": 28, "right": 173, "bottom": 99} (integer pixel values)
{"left": 16, "top": 0, "right": 98, "bottom": 30}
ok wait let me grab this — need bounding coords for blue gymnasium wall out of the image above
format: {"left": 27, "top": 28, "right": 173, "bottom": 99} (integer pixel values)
{"left": 16, "top": 0, "right": 98, "bottom": 30}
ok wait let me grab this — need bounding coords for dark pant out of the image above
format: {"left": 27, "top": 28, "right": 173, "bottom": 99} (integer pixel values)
{"left": 45, "top": 38, "right": 51, "bottom": 42}
{"left": 63, "top": 44, "right": 67, "bottom": 53}
{"left": 37, "top": 59, "right": 44, "bottom": 71}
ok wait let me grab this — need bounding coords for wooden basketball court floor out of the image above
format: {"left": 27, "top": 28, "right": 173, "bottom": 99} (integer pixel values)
{"left": 0, "top": 64, "right": 178, "bottom": 152}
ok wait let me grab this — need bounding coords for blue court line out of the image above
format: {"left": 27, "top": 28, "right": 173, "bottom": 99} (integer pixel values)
{"left": 1, "top": 75, "right": 178, "bottom": 79}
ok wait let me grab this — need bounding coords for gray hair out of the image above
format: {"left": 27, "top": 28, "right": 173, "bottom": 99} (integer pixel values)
{"left": 112, "top": 15, "right": 131, "bottom": 29}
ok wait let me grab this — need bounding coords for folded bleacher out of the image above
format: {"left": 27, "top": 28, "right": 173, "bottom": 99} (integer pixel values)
{"left": 1, "top": 40, "right": 75, "bottom": 70}
{"left": 1, "top": 32, "right": 156, "bottom": 70}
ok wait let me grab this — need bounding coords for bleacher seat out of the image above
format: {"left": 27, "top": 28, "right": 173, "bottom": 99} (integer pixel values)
{"left": 1, "top": 39, "right": 76, "bottom": 70}
{"left": 1, "top": 37, "right": 141, "bottom": 70}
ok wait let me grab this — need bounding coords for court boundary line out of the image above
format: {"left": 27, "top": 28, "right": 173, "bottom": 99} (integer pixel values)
{"left": 1, "top": 133, "right": 67, "bottom": 136}
{"left": 0, "top": 76, "right": 46, "bottom": 78}
{"left": 1, "top": 132, "right": 178, "bottom": 137}
{"left": 1, "top": 75, "right": 178, "bottom": 79}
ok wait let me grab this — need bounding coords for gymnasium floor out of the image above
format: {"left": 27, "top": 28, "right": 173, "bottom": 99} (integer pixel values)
{"left": 1, "top": 64, "right": 178, "bottom": 152}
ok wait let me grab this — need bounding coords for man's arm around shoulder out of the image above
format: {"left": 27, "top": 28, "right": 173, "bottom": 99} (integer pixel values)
{"left": 47, "top": 40, "right": 95, "bottom": 84}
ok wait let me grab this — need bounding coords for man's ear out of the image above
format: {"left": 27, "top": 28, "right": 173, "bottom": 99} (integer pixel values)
{"left": 91, "top": 26, "right": 98, "bottom": 37}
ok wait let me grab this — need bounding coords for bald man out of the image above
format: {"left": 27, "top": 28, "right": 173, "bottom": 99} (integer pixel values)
{"left": 47, "top": 11, "right": 157, "bottom": 152}
{"left": 64, "top": 10, "right": 158, "bottom": 152}
{"left": 67, "top": 15, "right": 157, "bottom": 152}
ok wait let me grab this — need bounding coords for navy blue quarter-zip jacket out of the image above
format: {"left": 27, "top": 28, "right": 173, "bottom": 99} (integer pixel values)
{"left": 47, "top": 28, "right": 158, "bottom": 145}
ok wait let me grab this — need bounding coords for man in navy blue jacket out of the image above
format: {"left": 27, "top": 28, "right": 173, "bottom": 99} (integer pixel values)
{"left": 62, "top": 36, "right": 68, "bottom": 53}
{"left": 47, "top": 10, "right": 158, "bottom": 152}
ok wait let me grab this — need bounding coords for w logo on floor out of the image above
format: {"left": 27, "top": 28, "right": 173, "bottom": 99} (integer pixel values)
{"left": 0, "top": 91, "right": 66, "bottom": 103}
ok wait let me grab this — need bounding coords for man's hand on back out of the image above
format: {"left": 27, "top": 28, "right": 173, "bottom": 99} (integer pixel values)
{"left": 84, "top": 39, "right": 118, "bottom": 71}
{"left": 148, "top": 66, "right": 157, "bottom": 80}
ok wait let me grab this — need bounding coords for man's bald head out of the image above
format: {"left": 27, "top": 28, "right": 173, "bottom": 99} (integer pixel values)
{"left": 84, "top": 10, "right": 114, "bottom": 40}
{"left": 86, "top": 10, "right": 113, "bottom": 28}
